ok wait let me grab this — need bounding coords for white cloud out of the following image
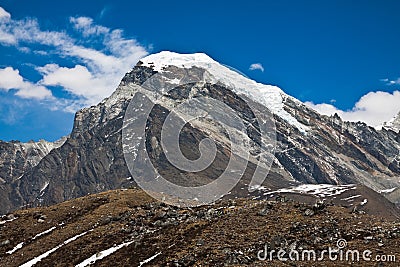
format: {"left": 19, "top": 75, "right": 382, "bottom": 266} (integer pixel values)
{"left": 15, "top": 85, "right": 52, "bottom": 99}
{"left": 0, "top": 9, "right": 148, "bottom": 110}
{"left": 0, "top": 7, "right": 10, "bottom": 20}
{"left": 38, "top": 64, "right": 113, "bottom": 103}
{"left": 0, "top": 17, "right": 71, "bottom": 47}
{"left": 249, "top": 63, "right": 264, "bottom": 72}
{"left": 381, "top": 77, "right": 400, "bottom": 85}
{"left": 305, "top": 90, "right": 400, "bottom": 128}
{"left": 0, "top": 30, "right": 15, "bottom": 44}
{"left": 0, "top": 67, "right": 24, "bottom": 90}
{"left": 0, "top": 67, "right": 52, "bottom": 99}
{"left": 304, "top": 102, "right": 340, "bottom": 116}
{"left": 70, "top": 16, "right": 108, "bottom": 36}
{"left": 17, "top": 46, "right": 30, "bottom": 53}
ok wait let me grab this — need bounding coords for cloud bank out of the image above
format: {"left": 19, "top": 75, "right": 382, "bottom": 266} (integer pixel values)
{"left": 0, "top": 6, "right": 148, "bottom": 111}
{"left": 305, "top": 90, "right": 400, "bottom": 128}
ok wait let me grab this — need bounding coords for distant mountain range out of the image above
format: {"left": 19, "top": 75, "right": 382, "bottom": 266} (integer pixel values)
{"left": 0, "top": 51, "right": 399, "bottom": 214}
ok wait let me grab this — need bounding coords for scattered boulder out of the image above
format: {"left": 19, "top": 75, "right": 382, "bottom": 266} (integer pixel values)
{"left": 0, "top": 239, "right": 10, "bottom": 246}
{"left": 304, "top": 208, "right": 315, "bottom": 216}
{"left": 5, "top": 214, "right": 16, "bottom": 221}
{"left": 196, "top": 239, "right": 205, "bottom": 246}
{"left": 257, "top": 203, "right": 274, "bottom": 216}
{"left": 33, "top": 213, "right": 47, "bottom": 222}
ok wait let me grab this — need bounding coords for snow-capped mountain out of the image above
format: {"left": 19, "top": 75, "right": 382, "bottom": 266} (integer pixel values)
{"left": 139, "top": 52, "right": 308, "bottom": 132}
{"left": 1, "top": 51, "right": 399, "bottom": 213}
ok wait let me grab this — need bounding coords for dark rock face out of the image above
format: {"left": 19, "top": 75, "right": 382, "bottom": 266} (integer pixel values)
{"left": 0, "top": 59, "right": 399, "bottom": 213}
{"left": 0, "top": 139, "right": 65, "bottom": 212}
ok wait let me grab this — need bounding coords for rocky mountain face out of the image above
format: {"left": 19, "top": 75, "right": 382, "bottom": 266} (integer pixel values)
{"left": 0, "top": 138, "right": 66, "bottom": 212}
{"left": 1, "top": 51, "right": 399, "bottom": 214}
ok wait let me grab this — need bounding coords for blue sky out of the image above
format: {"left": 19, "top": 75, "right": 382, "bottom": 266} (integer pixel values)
{"left": 0, "top": 0, "right": 399, "bottom": 141}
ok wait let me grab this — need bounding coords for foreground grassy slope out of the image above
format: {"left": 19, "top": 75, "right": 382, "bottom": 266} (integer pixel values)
{"left": 1, "top": 188, "right": 400, "bottom": 266}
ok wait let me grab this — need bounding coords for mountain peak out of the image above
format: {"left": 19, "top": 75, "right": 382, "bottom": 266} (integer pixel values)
{"left": 139, "top": 51, "right": 215, "bottom": 72}
{"left": 384, "top": 111, "right": 400, "bottom": 133}
{"left": 136, "top": 51, "right": 309, "bottom": 133}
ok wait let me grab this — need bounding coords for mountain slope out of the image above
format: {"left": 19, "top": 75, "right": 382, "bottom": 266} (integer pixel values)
{"left": 1, "top": 189, "right": 400, "bottom": 266}
{"left": 1, "top": 51, "right": 399, "bottom": 213}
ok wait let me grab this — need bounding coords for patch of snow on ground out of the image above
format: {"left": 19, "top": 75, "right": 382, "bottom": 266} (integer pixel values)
{"left": 264, "top": 184, "right": 357, "bottom": 198}
{"left": 0, "top": 217, "right": 17, "bottom": 225}
{"left": 340, "top": 195, "right": 362, "bottom": 201}
{"left": 6, "top": 242, "right": 24, "bottom": 254}
{"left": 378, "top": 187, "right": 397, "bottom": 194}
{"left": 138, "top": 252, "right": 162, "bottom": 267}
{"left": 249, "top": 185, "right": 269, "bottom": 191}
{"left": 32, "top": 226, "right": 57, "bottom": 240}
{"left": 20, "top": 230, "right": 91, "bottom": 267}
{"left": 4, "top": 227, "right": 57, "bottom": 255}
{"left": 75, "top": 240, "right": 134, "bottom": 267}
